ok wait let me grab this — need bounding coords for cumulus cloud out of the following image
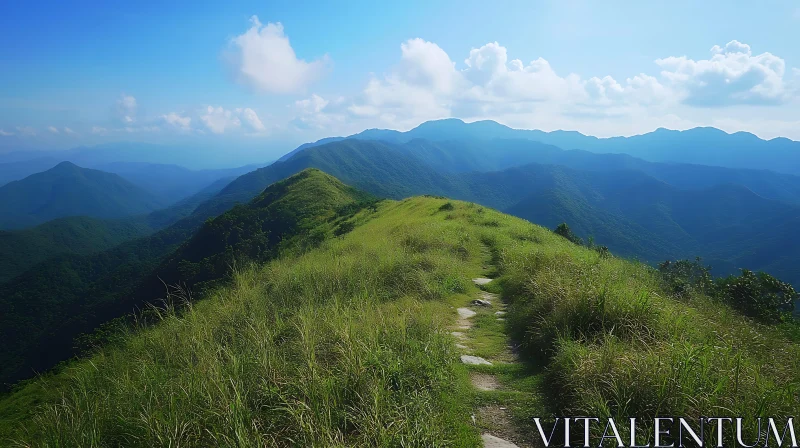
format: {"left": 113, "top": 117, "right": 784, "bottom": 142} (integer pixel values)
{"left": 116, "top": 94, "right": 138, "bottom": 123}
{"left": 656, "top": 40, "right": 789, "bottom": 106}
{"left": 0, "top": 129, "right": 13, "bottom": 136}
{"left": 91, "top": 126, "right": 108, "bottom": 135}
{"left": 347, "top": 39, "right": 459, "bottom": 127}
{"left": 291, "top": 94, "right": 349, "bottom": 130}
{"left": 47, "top": 126, "right": 60, "bottom": 134}
{"left": 237, "top": 107, "right": 266, "bottom": 133}
{"left": 63, "top": 127, "right": 77, "bottom": 135}
{"left": 295, "top": 94, "right": 329, "bottom": 114}
{"left": 397, "top": 38, "right": 459, "bottom": 94}
{"left": 229, "top": 16, "right": 328, "bottom": 94}
{"left": 346, "top": 39, "right": 669, "bottom": 128}
{"left": 332, "top": 38, "right": 798, "bottom": 133}
{"left": 200, "top": 106, "right": 241, "bottom": 134}
{"left": 463, "top": 43, "right": 584, "bottom": 104}
{"left": 162, "top": 112, "right": 192, "bottom": 131}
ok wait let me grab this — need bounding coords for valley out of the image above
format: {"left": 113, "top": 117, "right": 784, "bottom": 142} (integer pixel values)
{"left": 1, "top": 171, "right": 796, "bottom": 445}
{"left": 1, "top": 120, "right": 800, "bottom": 446}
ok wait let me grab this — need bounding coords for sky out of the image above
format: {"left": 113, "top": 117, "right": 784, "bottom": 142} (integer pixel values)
{"left": 1, "top": 0, "right": 799, "bottom": 158}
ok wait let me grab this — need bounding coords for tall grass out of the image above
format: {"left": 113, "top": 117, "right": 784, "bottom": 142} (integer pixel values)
{"left": 9, "top": 198, "right": 482, "bottom": 447}
{"left": 492, "top": 216, "right": 800, "bottom": 440}
{"left": 5, "top": 194, "right": 800, "bottom": 446}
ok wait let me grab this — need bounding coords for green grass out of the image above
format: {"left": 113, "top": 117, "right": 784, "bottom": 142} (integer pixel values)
{"left": 3, "top": 179, "right": 799, "bottom": 446}
{"left": 3, "top": 196, "right": 487, "bottom": 446}
{"left": 492, "top": 220, "right": 800, "bottom": 440}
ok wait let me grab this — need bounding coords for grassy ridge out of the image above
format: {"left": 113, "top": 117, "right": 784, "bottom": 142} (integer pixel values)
{"left": 3, "top": 196, "right": 486, "bottom": 446}
{"left": 493, "top": 223, "right": 800, "bottom": 440}
{"left": 0, "top": 169, "right": 371, "bottom": 391}
{"left": 3, "top": 184, "right": 799, "bottom": 445}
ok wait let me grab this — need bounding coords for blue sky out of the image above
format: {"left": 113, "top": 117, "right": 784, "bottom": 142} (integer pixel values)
{"left": 1, "top": 0, "right": 799, "bottom": 155}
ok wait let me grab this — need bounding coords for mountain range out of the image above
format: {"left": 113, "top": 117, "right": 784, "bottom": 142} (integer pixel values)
{"left": 3, "top": 169, "right": 797, "bottom": 446}
{"left": 0, "top": 162, "right": 167, "bottom": 229}
{"left": 282, "top": 118, "right": 800, "bottom": 176}
{"left": 3, "top": 118, "right": 800, "bottom": 389}
{"left": 0, "top": 158, "right": 261, "bottom": 204}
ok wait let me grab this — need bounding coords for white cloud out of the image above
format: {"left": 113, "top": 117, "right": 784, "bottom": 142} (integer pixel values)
{"left": 397, "top": 38, "right": 459, "bottom": 94}
{"left": 16, "top": 126, "right": 36, "bottom": 136}
{"left": 463, "top": 43, "right": 583, "bottom": 103}
{"left": 237, "top": 107, "right": 266, "bottom": 133}
{"left": 116, "top": 94, "right": 137, "bottom": 123}
{"left": 47, "top": 126, "right": 60, "bottom": 134}
{"left": 295, "top": 94, "right": 329, "bottom": 114}
{"left": 346, "top": 39, "right": 666, "bottom": 129}
{"left": 0, "top": 129, "right": 12, "bottom": 136}
{"left": 229, "top": 16, "right": 328, "bottom": 94}
{"left": 347, "top": 39, "right": 460, "bottom": 127}
{"left": 162, "top": 112, "right": 192, "bottom": 131}
{"left": 291, "top": 94, "right": 349, "bottom": 130}
{"left": 200, "top": 106, "right": 241, "bottom": 134}
{"left": 196, "top": 106, "right": 267, "bottom": 134}
{"left": 91, "top": 126, "right": 108, "bottom": 135}
{"left": 63, "top": 127, "right": 77, "bottom": 135}
{"left": 656, "top": 40, "right": 788, "bottom": 106}
{"left": 328, "top": 38, "right": 798, "bottom": 135}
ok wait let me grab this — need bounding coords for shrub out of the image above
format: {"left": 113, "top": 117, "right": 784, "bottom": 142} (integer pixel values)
{"left": 716, "top": 269, "right": 797, "bottom": 322}
{"left": 553, "top": 222, "right": 584, "bottom": 246}
{"left": 659, "top": 258, "right": 797, "bottom": 322}
{"left": 658, "top": 257, "right": 713, "bottom": 297}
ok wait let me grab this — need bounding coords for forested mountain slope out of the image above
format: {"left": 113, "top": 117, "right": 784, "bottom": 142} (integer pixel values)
{"left": 0, "top": 162, "right": 166, "bottom": 229}
{"left": 2, "top": 178, "right": 797, "bottom": 446}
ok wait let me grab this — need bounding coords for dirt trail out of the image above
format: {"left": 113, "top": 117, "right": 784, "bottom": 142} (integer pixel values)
{"left": 451, "top": 259, "right": 543, "bottom": 447}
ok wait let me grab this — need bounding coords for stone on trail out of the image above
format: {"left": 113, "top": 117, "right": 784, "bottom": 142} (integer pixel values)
{"left": 471, "top": 299, "right": 492, "bottom": 307}
{"left": 451, "top": 331, "right": 466, "bottom": 339}
{"left": 494, "top": 311, "right": 506, "bottom": 316}
{"left": 479, "top": 291, "right": 498, "bottom": 301}
{"left": 482, "top": 433, "right": 520, "bottom": 448}
{"left": 472, "top": 278, "right": 493, "bottom": 286}
{"left": 461, "top": 355, "right": 492, "bottom": 366}
{"left": 457, "top": 307, "right": 477, "bottom": 319}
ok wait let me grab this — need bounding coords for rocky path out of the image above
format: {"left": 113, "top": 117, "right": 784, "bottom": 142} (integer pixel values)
{"left": 450, "top": 254, "right": 546, "bottom": 447}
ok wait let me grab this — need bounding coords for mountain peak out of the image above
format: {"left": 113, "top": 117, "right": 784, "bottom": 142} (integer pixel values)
{"left": 52, "top": 161, "right": 80, "bottom": 171}
{"left": 0, "top": 161, "right": 165, "bottom": 229}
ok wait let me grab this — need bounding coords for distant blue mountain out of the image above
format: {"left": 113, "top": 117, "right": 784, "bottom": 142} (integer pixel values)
{"left": 0, "top": 162, "right": 167, "bottom": 229}
{"left": 315, "top": 118, "right": 800, "bottom": 175}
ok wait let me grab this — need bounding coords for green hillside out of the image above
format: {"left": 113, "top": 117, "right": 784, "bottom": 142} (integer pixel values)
{"left": 5, "top": 138, "right": 800, "bottom": 390}
{"left": 0, "top": 169, "right": 372, "bottom": 388}
{"left": 2, "top": 173, "right": 797, "bottom": 445}
{"left": 217, "top": 140, "right": 800, "bottom": 283}
{"left": 219, "top": 138, "right": 452, "bottom": 201}
{"left": 0, "top": 162, "right": 167, "bottom": 230}
{"left": 0, "top": 216, "right": 153, "bottom": 283}
{"left": 403, "top": 138, "right": 800, "bottom": 205}
{"left": 134, "top": 168, "right": 375, "bottom": 303}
